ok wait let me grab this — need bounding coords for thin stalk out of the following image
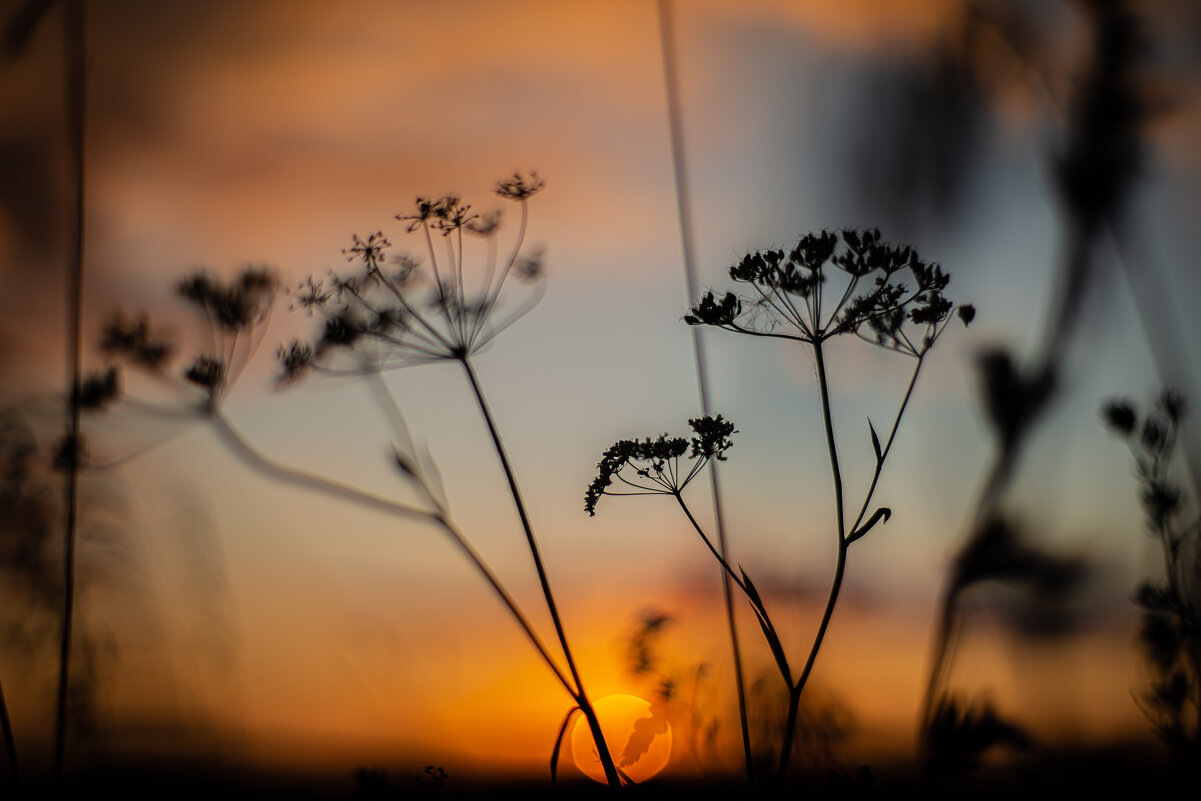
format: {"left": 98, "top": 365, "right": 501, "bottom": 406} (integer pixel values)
{"left": 658, "top": 0, "right": 753, "bottom": 779}
{"left": 54, "top": 0, "right": 86, "bottom": 787}
{"left": 779, "top": 540, "right": 847, "bottom": 782}
{"left": 0, "top": 671, "right": 18, "bottom": 797}
{"left": 814, "top": 340, "right": 847, "bottom": 542}
{"left": 206, "top": 410, "right": 577, "bottom": 697}
{"left": 673, "top": 493, "right": 751, "bottom": 598}
{"left": 849, "top": 354, "right": 924, "bottom": 534}
{"left": 778, "top": 339, "right": 849, "bottom": 782}
{"left": 458, "top": 358, "right": 622, "bottom": 788}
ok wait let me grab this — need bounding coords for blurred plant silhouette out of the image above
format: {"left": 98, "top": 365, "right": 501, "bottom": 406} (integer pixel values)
{"left": 4, "top": 0, "right": 90, "bottom": 789}
{"left": 416, "top": 764, "right": 449, "bottom": 794}
{"left": 923, "top": 694, "right": 1030, "bottom": 777}
{"left": 0, "top": 396, "right": 135, "bottom": 795}
{"left": 0, "top": 407, "right": 48, "bottom": 793}
{"left": 747, "top": 672, "right": 852, "bottom": 779}
{"left": 95, "top": 174, "right": 626, "bottom": 788}
{"left": 917, "top": 0, "right": 1152, "bottom": 775}
{"left": 1102, "top": 391, "right": 1200, "bottom": 760}
{"left": 591, "top": 229, "right": 971, "bottom": 783}
{"left": 623, "top": 609, "right": 721, "bottom": 771}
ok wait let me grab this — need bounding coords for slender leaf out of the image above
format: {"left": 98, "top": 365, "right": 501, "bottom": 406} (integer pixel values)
{"left": 849, "top": 507, "right": 892, "bottom": 544}
{"left": 869, "top": 419, "right": 882, "bottom": 464}
{"left": 752, "top": 605, "right": 792, "bottom": 685}
{"left": 740, "top": 566, "right": 764, "bottom": 612}
{"left": 550, "top": 706, "right": 581, "bottom": 787}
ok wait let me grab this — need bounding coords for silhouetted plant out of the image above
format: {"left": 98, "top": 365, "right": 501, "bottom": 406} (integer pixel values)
{"left": 747, "top": 673, "right": 853, "bottom": 778}
{"left": 276, "top": 173, "right": 621, "bottom": 787}
{"left": 591, "top": 230, "right": 970, "bottom": 782}
{"left": 416, "top": 764, "right": 449, "bottom": 794}
{"left": 0, "top": 408, "right": 46, "bottom": 793}
{"left": 4, "top": 0, "right": 89, "bottom": 788}
{"left": 0, "top": 402, "right": 131, "bottom": 794}
{"left": 918, "top": 511, "right": 1085, "bottom": 774}
{"left": 1102, "top": 390, "right": 1200, "bottom": 759}
{"left": 277, "top": 174, "right": 545, "bottom": 379}
{"left": 923, "top": 695, "right": 1030, "bottom": 777}
{"left": 918, "top": 1, "right": 1150, "bottom": 773}
{"left": 623, "top": 609, "right": 721, "bottom": 771}
{"left": 98, "top": 174, "right": 624, "bottom": 788}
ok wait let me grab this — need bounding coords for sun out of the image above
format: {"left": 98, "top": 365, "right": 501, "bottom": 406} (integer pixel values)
{"left": 571, "top": 694, "right": 672, "bottom": 784}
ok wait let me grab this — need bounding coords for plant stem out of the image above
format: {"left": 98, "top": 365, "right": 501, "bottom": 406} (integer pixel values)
{"left": 779, "top": 539, "right": 847, "bottom": 782}
{"left": 657, "top": 0, "right": 753, "bottom": 778}
{"left": 850, "top": 355, "right": 924, "bottom": 534}
{"left": 0, "top": 671, "right": 19, "bottom": 797}
{"left": 54, "top": 0, "right": 87, "bottom": 788}
{"left": 459, "top": 358, "right": 622, "bottom": 788}
{"left": 206, "top": 410, "right": 577, "bottom": 697}
{"left": 777, "top": 339, "right": 850, "bottom": 782}
{"left": 814, "top": 341, "right": 847, "bottom": 543}
{"left": 714, "top": 498, "right": 754, "bottom": 781}
{"left": 673, "top": 494, "right": 747, "bottom": 593}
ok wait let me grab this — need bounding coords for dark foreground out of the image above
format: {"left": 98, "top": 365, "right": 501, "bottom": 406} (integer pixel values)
{"left": 8, "top": 744, "right": 1199, "bottom": 800}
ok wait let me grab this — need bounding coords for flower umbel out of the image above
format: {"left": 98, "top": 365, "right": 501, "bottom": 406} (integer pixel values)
{"left": 100, "top": 268, "right": 278, "bottom": 408}
{"left": 280, "top": 173, "right": 547, "bottom": 381}
{"left": 585, "top": 415, "right": 735, "bottom": 516}
{"left": 686, "top": 229, "right": 970, "bottom": 357}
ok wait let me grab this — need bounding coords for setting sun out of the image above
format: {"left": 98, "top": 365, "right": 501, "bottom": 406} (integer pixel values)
{"left": 571, "top": 694, "right": 672, "bottom": 784}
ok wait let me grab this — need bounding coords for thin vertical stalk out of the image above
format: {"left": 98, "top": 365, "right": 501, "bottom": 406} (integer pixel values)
{"left": 849, "top": 355, "right": 924, "bottom": 533}
{"left": 814, "top": 341, "right": 847, "bottom": 543}
{"left": 0, "top": 672, "right": 18, "bottom": 797}
{"left": 778, "top": 339, "right": 849, "bottom": 782}
{"left": 458, "top": 358, "right": 621, "bottom": 788}
{"left": 657, "top": 0, "right": 753, "bottom": 781}
{"left": 54, "top": 0, "right": 86, "bottom": 788}
{"left": 779, "top": 541, "right": 847, "bottom": 782}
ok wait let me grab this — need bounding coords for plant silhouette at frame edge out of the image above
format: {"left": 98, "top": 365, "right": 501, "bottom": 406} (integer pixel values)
{"left": 94, "top": 173, "right": 625, "bottom": 789}
{"left": 1102, "top": 390, "right": 1201, "bottom": 759}
{"left": 675, "top": 229, "right": 973, "bottom": 781}
{"left": 915, "top": 2, "right": 1152, "bottom": 774}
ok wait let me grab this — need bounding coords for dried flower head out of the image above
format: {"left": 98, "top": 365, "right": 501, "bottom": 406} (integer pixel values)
{"left": 686, "top": 229, "right": 969, "bottom": 357}
{"left": 1101, "top": 389, "right": 1190, "bottom": 534}
{"left": 99, "top": 268, "right": 279, "bottom": 409}
{"left": 585, "top": 415, "right": 736, "bottom": 516}
{"left": 99, "top": 312, "right": 173, "bottom": 370}
{"left": 280, "top": 173, "right": 547, "bottom": 382}
{"left": 495, "top": 171, "right": 545, "bottom": 202}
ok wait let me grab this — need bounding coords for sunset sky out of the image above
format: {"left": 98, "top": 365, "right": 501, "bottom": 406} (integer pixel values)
{"left": 1, "top": 0, "right": 1200, "bottom": 785}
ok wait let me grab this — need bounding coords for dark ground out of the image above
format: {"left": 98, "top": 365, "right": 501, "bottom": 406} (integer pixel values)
{"left": 8, "top": 741, "right": 1198, "bottom": 800}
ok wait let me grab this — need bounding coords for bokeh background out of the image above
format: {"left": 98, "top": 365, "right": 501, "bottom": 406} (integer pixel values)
{"left": 1, "top": 0, "right": 1199, "bottom": 786}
